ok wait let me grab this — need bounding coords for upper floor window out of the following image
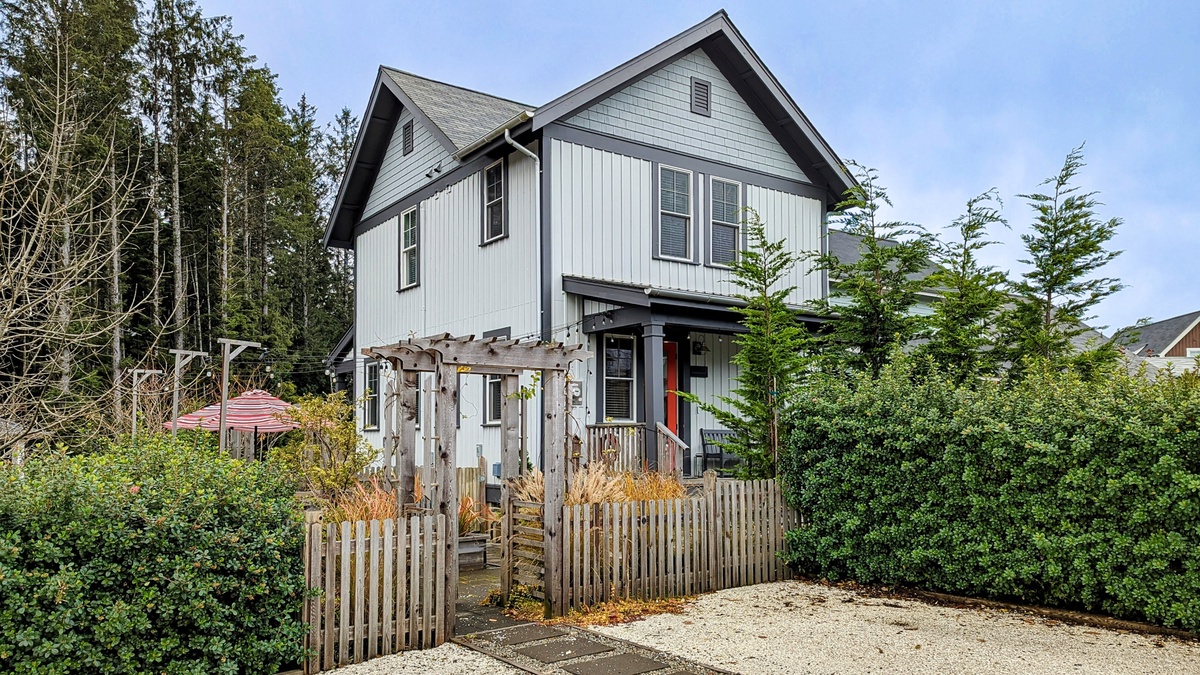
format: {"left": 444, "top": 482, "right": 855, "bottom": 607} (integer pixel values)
{"left": 711, "top": 178, "right": 741, "bottom": 266}
{"left": 363, "top": 362, "right": 380, "bottom": 430}
{"left": 658, "top": 166, "right": 692, "bottom": 260}
{"left": 483, "top": 160, "right": 506, "bottom": 243}
{"left": 402, "top": 120, "right": 414, "bottom": 156}
{"left": 1187, "top": 348, "right": 1200, "bottom": 358}
{"left": 400, "top": 207, "right": 419, "bottom": 289}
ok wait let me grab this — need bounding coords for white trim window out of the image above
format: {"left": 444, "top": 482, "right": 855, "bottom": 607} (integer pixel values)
{"left": 603, "top": 336, "right": 636, "bottom": 421}
{"left": 710, "top": 177, "right": 741, "bottom": 266}
{"left": 483, "top": 374, "right": 503, "bottom": 425}
{"left": 363, "top": 362, "right": 380, "bottom": 429}
{"left": 400, "top": 207, "right": 419, "bottom": 289}
{"left": 658, "top": 165, "right": 692, "bottom": 260}
{"left": 1186, "top": 348, "right": 1200, "bottom": 358}
{"left": 483, "top": 160, "right": 505, "bottom": 243}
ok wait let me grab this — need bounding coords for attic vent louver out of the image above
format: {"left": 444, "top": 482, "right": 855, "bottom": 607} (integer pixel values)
{"left": 690, "top": 77, "right": 712, "bottom": 117}
{"left": 402, "top": 120, "right": 414, "bottom": 155}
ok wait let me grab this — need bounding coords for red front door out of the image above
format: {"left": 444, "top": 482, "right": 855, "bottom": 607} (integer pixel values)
{"left": 664, "top": 341, "right": 679, "bottom": 436}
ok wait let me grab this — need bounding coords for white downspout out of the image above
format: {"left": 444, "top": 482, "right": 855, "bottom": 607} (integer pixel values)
{"left": 503, "top": 128, "right": 542, "bottom": 338}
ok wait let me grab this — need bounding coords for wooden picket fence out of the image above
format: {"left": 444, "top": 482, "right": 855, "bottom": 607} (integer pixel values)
{"left": 503, "top": 478, "right": 797, "bottom": 614}
{"left": 502, "top": 500, "right": 546, "bottom": 601}
{"left": 302, "top": 515, "right": 448, "bottom": 673}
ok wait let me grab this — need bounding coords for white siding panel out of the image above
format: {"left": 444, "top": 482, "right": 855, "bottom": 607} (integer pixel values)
{"left": 551, "top": 140, "right": 824, "bottom": 308}
{"left": 363, "top": 109, "right": 458, "bottom": 218}
{"left": 355, "top": 147, "right": 541, "bottom": 470}
{"left": 567, "top": 49, "right": 807, "bottom": 182}
{"left": 685, "top": 331, "right": 739, "bottom": 453}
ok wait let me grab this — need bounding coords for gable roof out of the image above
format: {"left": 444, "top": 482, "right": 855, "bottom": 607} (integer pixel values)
{"left": 382, "top": 68, "right": 532, "bottom": 151}
{"left": 1118, "top": 310, "right": 1200, "bottom": 356}
{"left": 530, "top": 11, "right": 854, "bottom": 201}
{"left": 325, "top": 10, "right": 855, "bottom": 248}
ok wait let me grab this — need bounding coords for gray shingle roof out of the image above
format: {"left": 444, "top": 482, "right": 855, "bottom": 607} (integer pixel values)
{"left": 383, "top": 68, "right": 533, "bottom": 151}
{"left": 1117, "top": 310, "right": 1200, "bottom": 355}
{"left": 826, "top": 229, "right": 940, "bottom": 281}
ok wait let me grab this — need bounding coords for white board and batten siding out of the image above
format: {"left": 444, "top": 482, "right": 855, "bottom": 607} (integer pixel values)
{"left": 363, "top": 109, "right": 458, "bottom": 219}
{"left": 355, "top": 147, "right": 541, "bottom": 469}
{"left": 548, "top": 138, "right": 824, "bottom": 327}
{"left": 566, "top": 48, "right": 809, "bottom": 183}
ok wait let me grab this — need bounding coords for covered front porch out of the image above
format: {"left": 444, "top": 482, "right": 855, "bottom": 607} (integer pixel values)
{"left": 567, "top": 276, "right": 754, "bottom": 477}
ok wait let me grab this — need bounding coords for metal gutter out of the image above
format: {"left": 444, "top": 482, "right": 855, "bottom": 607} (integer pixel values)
{"left": 453, "top": 110, "right": 534, "bottom": 161}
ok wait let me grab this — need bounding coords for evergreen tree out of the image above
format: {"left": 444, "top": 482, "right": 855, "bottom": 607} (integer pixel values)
{"left": 999, "top": 145, "right": 1124, "bottom": 370}
{"left": 680, "top": 210, "right": 810, "bottom": 478}
{"left": 919, "top": 189, "right": 1009, "bottom": 380}
{"left": 808, "top": 163, "right": 934, "bottom": 376}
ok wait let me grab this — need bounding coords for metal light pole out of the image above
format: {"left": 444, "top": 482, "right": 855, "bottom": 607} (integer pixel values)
{"left": 168, "top": 349, "right": 208, "bottom": 439}
{"left": 216, "top": 338, "right": 261, "bottom": 455}
{"left": 130, "top": 368, "right": 163, "bottom": 439}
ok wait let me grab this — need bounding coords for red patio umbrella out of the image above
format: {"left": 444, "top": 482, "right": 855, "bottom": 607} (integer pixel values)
{"left": 163, "top": 390, "right": 298, "bottom": 433}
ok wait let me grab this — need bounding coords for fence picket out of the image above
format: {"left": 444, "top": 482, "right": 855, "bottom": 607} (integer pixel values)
{"left": 382, "top": 519, "right": 393, "bottom": 655}
{"left": 369, "top": 520, "right": 380, "bottom": 658}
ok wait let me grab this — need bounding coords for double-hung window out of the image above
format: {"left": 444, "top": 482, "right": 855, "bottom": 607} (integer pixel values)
{"left": 710, "top": 178, "right": 742, "bottom": 266}
{"left": 603, "top": 336, "right": 636, "bottom": 420}
{"left": 400, "top": 207, "right": 419, "bottom": 289}
{"left": 483, "top": 160, "right": 505, "bottom": 243}
{"left": 363, "top": 362, "right": 380, "bottom": 429}
{"left": 483, "top": 374, "right": 503, "bottom": 425}
{"left": 658, "top": 166, "right": 692, "bottom": 260}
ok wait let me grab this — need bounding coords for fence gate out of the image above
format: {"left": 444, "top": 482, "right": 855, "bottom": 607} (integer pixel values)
{"left": 302, "top": 515, "right": 447, "bottom": 673}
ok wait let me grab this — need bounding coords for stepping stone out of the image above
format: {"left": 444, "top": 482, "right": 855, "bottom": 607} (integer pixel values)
{"left": 562, "top": 653, "right": 672, "bottom": 675}
{"left": 489, "top": 624, "right": 567, "bottom": 645}
{"left": 516, "top": 636, "right": 615, "bottom": 663}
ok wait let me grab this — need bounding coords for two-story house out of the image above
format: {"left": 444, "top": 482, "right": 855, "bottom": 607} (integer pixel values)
{"left": 324, "top": 11, "right": 855, "bottom": 476}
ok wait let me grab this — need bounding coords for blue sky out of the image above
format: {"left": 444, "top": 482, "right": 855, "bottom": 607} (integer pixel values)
{"left": 205, "top": 0, "right": 1200, "bottom": 333}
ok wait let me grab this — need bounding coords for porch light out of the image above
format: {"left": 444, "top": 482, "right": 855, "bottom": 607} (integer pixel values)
{"left": 692, "top": 339, "right": 710, "bottom": 355}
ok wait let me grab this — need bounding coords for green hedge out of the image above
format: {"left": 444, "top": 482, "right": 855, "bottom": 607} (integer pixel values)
{"left": 0, "top": 437, "right": 307, "bottom": 674}
{"left": 780, "top": 358, "right": 1200, "bottom": 631}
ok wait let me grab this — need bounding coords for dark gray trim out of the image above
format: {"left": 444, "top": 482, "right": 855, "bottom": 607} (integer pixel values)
{"left": 689, "top": 77, "right": 712, "bottom": 117}
{"left": 377, "top": 71, "right": 459, "bottom": 157}
{"left": 584, "top": 305, "right": 747, "bottom": 336}
{"left": 546, "top": 122, "right": 829, "bottom": 205}
{"left": 363, "top": 361, "right": 381, "bottom": 430}
{"left": 353, "top": 153, "right": 492, "bottom": 239}
{"left": 480, "top": 156, "right": 509, "bottom": 246}
{"left": 481, "top": 327, "right": 510, "bottom": 426}
{"left": 539, "top": 136, "right": 553, "bottom": 341}
{"left": 563, "top": 277, "right": 651, "bottom": 308}
{"left": 397, "top": 204, "right": 421, "bottom": 292}
{"left": 482, "top": 327, "right": 512, "bottom": 340}
{"left": 325, "top": 70, "right": 403, "bottom": 248}
{"left": 326, "top": 322, "right": 356, "bottom": 365}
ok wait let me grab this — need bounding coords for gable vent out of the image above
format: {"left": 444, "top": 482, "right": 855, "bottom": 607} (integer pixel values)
{"left": 402, "top": 120, "right": 414, "bottom": 155}
{"left": 690, "top": 77, "right": 712, "bottom": 117}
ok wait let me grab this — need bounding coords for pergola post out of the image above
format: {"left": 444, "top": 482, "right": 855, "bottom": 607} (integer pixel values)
{"left": 397, "top": 369, "right": 419, "bottom": 508}
{"left": 434, "top": 361, "right": 460, "bottom": 638}
{"left": 542, "top": 367, "right": 568, "bottom": 617}
{"left": 499, "top": 374, "right": 521, "bottom": 603}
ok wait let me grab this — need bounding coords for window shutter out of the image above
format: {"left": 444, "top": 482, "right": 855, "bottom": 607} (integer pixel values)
{"left": 712, "top": 223, "right": 738, "bottom": 265}
{"left": 402, "top": 121, "right": 414, "bottom": 155}
{"left": 690, "top": 77, "right": 711, "bottom": 117}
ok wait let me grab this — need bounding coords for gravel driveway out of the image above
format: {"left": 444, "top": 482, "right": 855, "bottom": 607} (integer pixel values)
{"left": 592, "top": 580, "right": 1200, "bottom": 674}
{"left": 330, "top": 643, "right": 520, "bottom": 675}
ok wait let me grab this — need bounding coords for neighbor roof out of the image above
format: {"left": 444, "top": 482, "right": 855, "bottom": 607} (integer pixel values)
{"left": 826, "top": 230, "right": 941, "bottom": 282}
{"left": 382, "top": 68, "right": 532, "bottom": 151}
{"left": 1118, "top": 310, "right": 1200, "bottom": 355}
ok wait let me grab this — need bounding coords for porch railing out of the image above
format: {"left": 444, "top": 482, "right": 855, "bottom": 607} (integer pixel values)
{"left": 578, "top": 422, "right": 688, "bottom": 478}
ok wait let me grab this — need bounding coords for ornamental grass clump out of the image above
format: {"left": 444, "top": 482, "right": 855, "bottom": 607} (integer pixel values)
{"left": 509, "top": 466, "right": 686, "bottom": 504}
{"left": 0, "top": 436, "right": 306, "bottom": 674}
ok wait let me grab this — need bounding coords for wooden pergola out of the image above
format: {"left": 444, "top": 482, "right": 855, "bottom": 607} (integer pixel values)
{"left": 362, "top": 334, "right": 590, "bottom": 631}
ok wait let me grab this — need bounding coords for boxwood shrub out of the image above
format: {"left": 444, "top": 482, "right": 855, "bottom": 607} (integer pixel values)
{"left": 781, "top": 357, "right": 1200, "bottom": 631}
{"left": 0, "top": 436, "right": 307, "bottom": 674}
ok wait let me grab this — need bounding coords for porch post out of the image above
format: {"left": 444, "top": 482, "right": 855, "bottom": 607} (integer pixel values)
{"left": 641, "top": 321, "right": 665, "bottom": 469}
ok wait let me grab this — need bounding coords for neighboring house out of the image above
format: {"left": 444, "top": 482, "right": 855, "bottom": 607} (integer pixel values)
{"left": 1119, "top": 310, "right": 1200, "bottom": 374}
{"left": 825, "top": 229, "right": 941, "bottom": 318}
{"left": 324, "top": 11, "right": 857, "bottom": 475}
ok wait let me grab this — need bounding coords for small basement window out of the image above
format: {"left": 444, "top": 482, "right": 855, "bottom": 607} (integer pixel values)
{"left": 711, "top": 178, "right": 741, "bottom": 266}
{"left": 690, "top": 77, "right": 712, "bottom": 117}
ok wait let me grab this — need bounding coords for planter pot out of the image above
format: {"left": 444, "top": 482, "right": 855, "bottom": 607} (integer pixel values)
{"left": 458, "top": 533, "right": 489, "bottom": 571}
